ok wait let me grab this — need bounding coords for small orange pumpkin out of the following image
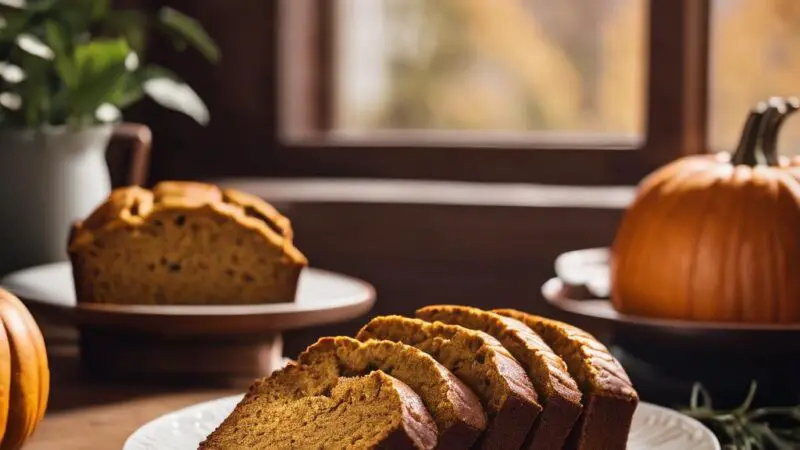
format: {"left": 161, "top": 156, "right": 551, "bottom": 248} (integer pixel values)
{"left": 0, "top": 288, "right": 49, "bottom": 450}
{"left": 612, "top": 97, "right": 800, "bottom": 324}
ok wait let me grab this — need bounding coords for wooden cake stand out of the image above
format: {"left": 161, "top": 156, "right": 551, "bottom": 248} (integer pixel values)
{"left": 1, "top": 262, "right": 376, "bottom": 387}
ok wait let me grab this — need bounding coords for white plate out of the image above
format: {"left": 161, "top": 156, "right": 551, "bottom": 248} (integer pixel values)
{"left": 123, "top": 395, "right": 720, "bottom": 450}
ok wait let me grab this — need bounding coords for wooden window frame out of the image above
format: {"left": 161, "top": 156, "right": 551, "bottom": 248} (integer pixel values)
{"left": 276, "top": 0, "right": 710, "bottom": 186}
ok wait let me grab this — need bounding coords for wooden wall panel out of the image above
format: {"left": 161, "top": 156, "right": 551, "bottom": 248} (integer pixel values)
{"left": 276, "top": 201, "right": 622, "bottom": 355}
{"left": 134, "top": 0, "right": 280, "bottom": 183}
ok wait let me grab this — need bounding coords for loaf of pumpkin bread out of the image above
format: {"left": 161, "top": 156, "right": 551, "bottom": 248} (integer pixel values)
{"left": 199, "top": 364, "right": 438, "bottom": 449}
{"left": 298, "top": 336, "right": 487, "bottom": 449}
{"left": 417, "top": 305, "right": 583, "bottom": 450}
{"left": 495, "top": 310, "right": 638, "bottom": 450}
{"left": 68, "top": 181, "right": 307, "bottom": 305}
{"left": 357, "top": 316, "right": 541, "bottom": 450}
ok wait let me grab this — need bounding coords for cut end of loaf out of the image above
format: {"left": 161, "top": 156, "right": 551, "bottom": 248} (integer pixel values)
{"left": 200, "top": 367, "right": 437, "bottom": 450}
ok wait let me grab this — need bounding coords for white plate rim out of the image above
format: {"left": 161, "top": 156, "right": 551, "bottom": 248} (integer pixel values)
{"left": 123, "top": 395, "right": 721, "bottom": 450}
{"left": 123, "top": 394, "right": 244, "bottom": 450}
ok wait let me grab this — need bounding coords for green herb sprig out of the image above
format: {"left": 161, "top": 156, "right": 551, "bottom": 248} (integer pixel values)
{"left": 681, "top": 381, "right": 800, "bottom": 450}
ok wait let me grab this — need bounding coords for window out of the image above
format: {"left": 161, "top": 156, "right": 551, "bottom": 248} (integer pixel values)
{"left": 337, "top": 0, "right": 646, "bottom": 137}
{"left": 710, "top": 0, "right": 800, "bottom": 155}
{"left": 278, "top": 0, "right": 709, "bottom": 185}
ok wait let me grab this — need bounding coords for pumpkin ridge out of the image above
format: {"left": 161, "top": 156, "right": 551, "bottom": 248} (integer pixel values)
{"left": 725, "top": 168, "right": 746, "bottom": 321}
{"left": 682, "top": 176, "right": 724, "bottom": 320}
{"left": 644, "top": 170, "right": 716, "bottom": 317}
{"left": 0, "top": 303, "right": 38, "bottom": 450}
{"left": 750, "top": 172, "right": 778, "bottom": 322}
{"left": 734, "top": 171, "right": 758, "bottom": 321}
{"left": 763, "top": 172, "right": 782, "bottom": 323}
{"left": 720, "top": 168, "right": 749, "bottom": 322}
{"left": 5, "top": 293, "right": 49, "bottom": 427}
{"left": 773, "top": 173, "right": 800, "bottom": 322}
{"left": 689, "top": 170, "right": 741, "bottom": 321}
{"left": 612, "top": 161, "right": 711, "bottom": 314}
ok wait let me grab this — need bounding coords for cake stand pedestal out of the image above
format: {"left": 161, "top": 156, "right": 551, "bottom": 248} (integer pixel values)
{"left": 2, "top": 262, "right": 376, "bottom": 387}
{"left": 78, "top": 329, "right": 286, "bottom": 387}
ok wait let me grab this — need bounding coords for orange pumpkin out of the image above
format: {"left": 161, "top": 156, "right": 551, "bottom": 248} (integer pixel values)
{"left": 612, "top": 97, "right": 800, "bottom": 324}
{"left": 0, "top": 288, "right": 49, "bottom": 450}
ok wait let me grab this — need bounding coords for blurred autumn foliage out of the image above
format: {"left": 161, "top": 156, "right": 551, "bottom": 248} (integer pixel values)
{"left": 712, "top": 0, "right": 800, "bottom": 154}
{"left": 338, "top": 0, "right": 800, "bottom": 155}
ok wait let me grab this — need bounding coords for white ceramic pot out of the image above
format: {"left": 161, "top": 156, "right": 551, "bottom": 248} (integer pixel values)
{"left": 0, "top": 125, "right": 113, "bottom": 275}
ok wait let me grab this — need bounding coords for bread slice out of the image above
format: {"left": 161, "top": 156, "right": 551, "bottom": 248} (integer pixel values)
{"left": 200, "top": 364, "right": 438, "bottom": 449}
{"left": 357, "top": 316, "right": 541, "bottom": 450}
{"left": 416, "top": 305, "right": 582, "bottom": 450}
{"left": 298, "top": 336, "right": 486, "bottom": 449}
{"left": 68, "top": 181, "right": 307, "bottom": 305}
{"left": 495, "top": 310, "right": 638, "bottom": 450}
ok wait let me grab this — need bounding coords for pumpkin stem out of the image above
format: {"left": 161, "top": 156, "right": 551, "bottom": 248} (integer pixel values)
{"left": 731, "top": 101, "right": 769, "bottom": 166}
{"left": 761, "top": 96, "right": 800, "bottom": 166}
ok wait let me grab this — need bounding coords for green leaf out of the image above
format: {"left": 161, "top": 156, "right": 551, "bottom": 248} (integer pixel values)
{"left": 26, "top": 0, "right": 58, "bottom": 11}
{"left": 43, "top": 20, "right": 68, "bottom": 55}
{"left": 141, "top": 71, "right": 208, "bottom": 125}
{"left": 59, "top": 0, "right": 109, "bottom": 20}
{"left": 67, "top": 38, "right": 129, "bottom": 116}
{"left": 43, "top": 20, "right": 81, "bottom": 89}
{"left": 48, "top": 0, "right": 108, "bottom": 39}
{"left": 157, "top": 6, "right": 219, "bottom": 62}
{"left": 21, "top": 78, "right": 45, "bottom": 126}
{"left": 74, "top": 38, "right": 129, "bottom": 79}
{"left": 17, "top": 48, "right": 55, "bottom": 124}
{"left": 107, "top": 71, "right": 142, "bottom": 109}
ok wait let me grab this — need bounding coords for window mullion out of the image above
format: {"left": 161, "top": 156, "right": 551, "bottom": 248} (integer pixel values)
{"left": 644, "top": 0, "right": 711, "bottom": 166}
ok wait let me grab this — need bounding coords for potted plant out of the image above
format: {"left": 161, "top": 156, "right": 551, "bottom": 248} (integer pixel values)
{"left": 0, "top": 0, "right": 218, "bottom": 274}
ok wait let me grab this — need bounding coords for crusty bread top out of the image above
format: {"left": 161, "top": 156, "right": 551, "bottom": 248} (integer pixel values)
{"left": 416, "top": 305, "right": 581, "bottom": 406}
{"left": 68, "top": 181, "right": 307, "bottom": 265}
{"left": 494, "top": 309, "right": 638, "bottom": 402}
{"left": 356, "top": 315, "right": 540, "bottom": 413}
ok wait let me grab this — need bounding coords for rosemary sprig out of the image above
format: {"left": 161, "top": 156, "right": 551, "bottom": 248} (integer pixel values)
{"left": 680, "top": 381, "right": 800, "bottom": 450}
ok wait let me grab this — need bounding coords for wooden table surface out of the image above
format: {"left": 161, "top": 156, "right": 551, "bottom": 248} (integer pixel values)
{"left": 24, "top": 344, "right": 240, "bottom": 450}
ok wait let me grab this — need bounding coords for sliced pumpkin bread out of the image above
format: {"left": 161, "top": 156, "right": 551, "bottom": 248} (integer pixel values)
{"left": 199, "top": 364, "right": 438, "bottom": 449}
{"left": 298, "top": 336, "right": 486, "bottom": 449}
{"left": 357, "top": 316, "right": 541, "bottom": 450}
{"left": 495, "top": 309, "right": 638, "bottom": 450}
{"left": 417, "top": 305, "right": 583, "bottom": 450}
